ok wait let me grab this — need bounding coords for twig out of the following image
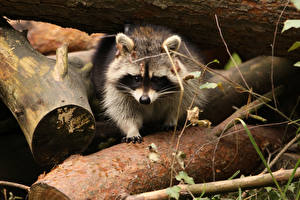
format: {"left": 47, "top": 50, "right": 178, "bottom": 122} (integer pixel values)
{"left": 132, "top": 53, "right": 166, "bottom": 63}
{"left": 271, "top": 0, "right": 290, "bottom": 109}
{"left": 0, "top": 181, "right": 30, "bottom": 191}
{"left": 214, "top": 14, "right": 250, "bottom": 90}
{"left": 212, "top": 86, "right": 284, "bottom": 136}
{"left": 125, "top": 168, "right": 300, "bottom": 200}
{"left": 163, "top": 45, "right": 184, "bottom": 187}
{"left": 186, "top": 121, "right": 289, "bottom": 169}
{"left": 262, "top": 133, "right": 300, "bottom": 173}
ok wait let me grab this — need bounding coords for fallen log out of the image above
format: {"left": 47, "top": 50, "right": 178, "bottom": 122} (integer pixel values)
{"left": 1, "top": 1, "right": 300, "bottom": 60}
{"left": 201, "top": 56, "right": 298, "bottom": 124}
{"left": 29, "top": 125, "right": 283, "bottom": 200}
{"left": 0, "top": 19, "right": 95, "bottom": 166}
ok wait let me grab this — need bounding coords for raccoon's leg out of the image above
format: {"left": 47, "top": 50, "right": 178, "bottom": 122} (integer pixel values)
{"left": 162, "top": 97, "right": 185, "bottom": 131}
{"left": 107, "top": 108, "right": 143, "bottom": 143}
{"left": 163, "top": 114, "right": 178, "bottom": 131}
{"left": 118, "top": 119, "right": 143, "bottom": 143}
{"left": 162, "top": 102, "right": 179, "bottom": 130}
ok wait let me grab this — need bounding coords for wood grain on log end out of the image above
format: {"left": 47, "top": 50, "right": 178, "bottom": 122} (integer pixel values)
{"left": 30, "top": 183, "right": 70, "bottom": 200}
{"left": 32, "top": 105, "right": 95, "bottom": 165}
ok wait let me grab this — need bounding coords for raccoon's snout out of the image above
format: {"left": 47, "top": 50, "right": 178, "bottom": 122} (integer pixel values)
{"left": 139, "top": 95, "right": 151, "bottom": 104}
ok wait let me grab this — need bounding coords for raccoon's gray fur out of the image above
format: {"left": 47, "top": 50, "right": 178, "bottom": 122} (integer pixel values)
{"left": 91, "top": 25, "right": 206, "bottom": 143}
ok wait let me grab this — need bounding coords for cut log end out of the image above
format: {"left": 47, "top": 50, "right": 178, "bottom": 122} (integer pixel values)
{"left": 32, "top": 105, "right": 95, "bottom": 166}
{"left": 29, "top": 183, "right": 70, "bottom": 200}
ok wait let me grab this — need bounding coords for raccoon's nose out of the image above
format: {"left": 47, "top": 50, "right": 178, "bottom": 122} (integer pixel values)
{"left": 139, "top": 95, "right": 151, "bottom": 104}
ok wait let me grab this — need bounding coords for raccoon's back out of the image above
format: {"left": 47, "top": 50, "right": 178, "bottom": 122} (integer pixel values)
{"left": 91, "top": 35, "right": 116, "bottom": 100}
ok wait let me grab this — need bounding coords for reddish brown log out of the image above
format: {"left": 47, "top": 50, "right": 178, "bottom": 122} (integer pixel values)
{"left": 9, "top": 20, "right": 102, "bottom": 55}
{"left": 29, "top": 125, "right": 282, "bottom": 200}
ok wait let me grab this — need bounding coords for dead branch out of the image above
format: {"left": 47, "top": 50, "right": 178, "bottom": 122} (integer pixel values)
{"left": 0, "top": 181, "right": 30, "bottom": 191}
{"left": 262, "top": 133, "right": 300, "bottom": 173}
{"left": 212, "top": 87, "right": 284, "bottom": 136}
{"left": 201, "top": 56, "right": 298, "bottom": 125}
{"left": 126, "top": 168, "right": 300, "bottom": 200}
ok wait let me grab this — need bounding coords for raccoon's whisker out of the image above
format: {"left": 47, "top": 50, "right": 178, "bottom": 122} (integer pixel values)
{"left": 132, "top": 53, "right": 167, "bottom": 63}
{"left": 159, "top": 87, "right": 179, "bottom": 93}
{"left": 115, "top": 83, "right": 132, "bottom": 94}
{"left": 116, "top": 82, "right": 131, "bottom": 89}
{"left": 159, "top": 91, "right": 180, "bottom": 96}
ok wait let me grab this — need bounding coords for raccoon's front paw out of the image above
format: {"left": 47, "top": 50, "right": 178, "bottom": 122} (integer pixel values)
{"left": 122, "top": 135, "right": 143, "bottom": 144}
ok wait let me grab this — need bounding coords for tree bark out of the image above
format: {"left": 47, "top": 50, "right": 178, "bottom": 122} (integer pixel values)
{"left": 0, "top": 20, "right": 95, "bottom": 166}
{"left": 1, "top": 1, "right": 300, "bottom": 60}
{"left": 201, "top": 56, "right": 298, "bottom": 125}
{"left": 28, "top": 125, "right": 283, "bottom": 200}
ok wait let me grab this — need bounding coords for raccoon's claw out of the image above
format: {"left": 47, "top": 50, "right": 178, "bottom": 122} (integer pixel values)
{"left": 122, "top": 136, "right": 143, "bottom": 144}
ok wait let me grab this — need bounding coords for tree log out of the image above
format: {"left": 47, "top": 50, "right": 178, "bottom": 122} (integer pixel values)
{"left": 1, "top": 1, "right": 300, "bottom": 60}
{"left": 201, "top": 56, "right": 299, "bottom": 124}
{"left": 28, "top": 125, "right": 283, "bottom": 200}
{"left": 0, "top": 20, "right": 95, "bottom": 166}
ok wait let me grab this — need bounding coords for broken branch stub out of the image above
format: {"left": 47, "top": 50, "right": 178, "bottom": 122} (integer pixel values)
{"left": 0, "top": 21, "right": 95, "bottom": 166}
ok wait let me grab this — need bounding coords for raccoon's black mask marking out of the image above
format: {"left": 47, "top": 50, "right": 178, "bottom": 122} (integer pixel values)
{"left": 117, "top": 74, "right": 178, "bottom": 93}
{"left": 117, "top": 74, "right": 143, "bottom": 91}
{"left": 150, "top": 76, "right": 179, "bottom": 92}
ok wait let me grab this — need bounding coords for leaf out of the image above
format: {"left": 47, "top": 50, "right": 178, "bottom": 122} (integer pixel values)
{"left": 287, "top": 183, "right": 296, "bottom": 193}
{"left": 199, "top": 82, "right": 218, "bottom": 89}
{"left": 176, "top": 151, "right": 186, "bottom": 169}
{"left": 148, "top": 143, "right": 158, "bottom": 153}
{"left": 294, "top": 61, "right": 300, "bottom": 67}
{"left": 224, "top": 52, "right": 242, "bottom": 70}
{"left": 187, "top": 106, "right": 200, "bottom": 125}
{"left": 205, "top": 59, "right": 220, "bottom": 67}
{"left": 265, "top": 187, "right": 273, "bottom": 192}
{"left": 148, "top": 143, "right": 160, "bottom": 162}
{"left": 292, "top": 0, "right": 300, "bottom": 10}
{"left": 228, "top": 170, "right": 240, "bottom": 180}
{"left": 197, "top": 120, "right": 212, "bottom": 128}
{"left": 148, "top": 152, "right": 160, "bottom": 162}
{"left": 211, "top": 194, "right": 221, "bottom": 200}
{"left": 166, "top": 186, "right": 181, "bottom": 200}
{"left": 175, "top": 171, "right": 195, "bottom": 185}
{"left": 183, "top": 71, "right": 202, "bottom": 81}
{"left": 288, "top": 41, "right": 300, "bottom": 52}
{"left": 282, "top": 20, "right": 300, "bottom": 33}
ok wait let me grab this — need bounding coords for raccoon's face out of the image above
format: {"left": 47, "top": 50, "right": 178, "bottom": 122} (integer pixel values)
{"left": 107, "top": 32, "right": 187, "bottom": 105}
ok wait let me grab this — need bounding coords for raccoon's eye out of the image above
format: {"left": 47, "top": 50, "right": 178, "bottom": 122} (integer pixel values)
{"left": 133, "top": 75, "right": 142, "bottom": 82}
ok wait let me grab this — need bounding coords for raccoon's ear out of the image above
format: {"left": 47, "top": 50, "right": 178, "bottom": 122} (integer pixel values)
{"left": 162, "top": 35, "right": 181, "bottom": 52}
{"left": 116, "top": 33, "right": 134, "bottom": 54}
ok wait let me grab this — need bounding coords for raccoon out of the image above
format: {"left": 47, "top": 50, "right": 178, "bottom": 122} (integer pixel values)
{"left": 91, "top": 25, "right": 206, "bottom": 143}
